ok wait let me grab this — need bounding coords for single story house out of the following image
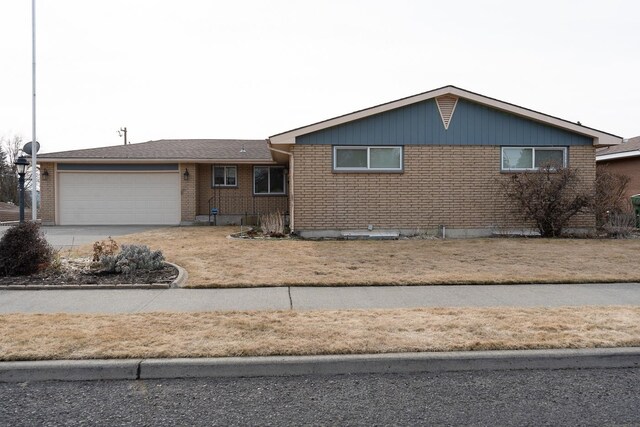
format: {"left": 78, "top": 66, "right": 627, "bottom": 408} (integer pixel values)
{"left": 596, "top": 136, "right": 640, "bottom": 201}
{"left": 39, "top": 85, "right": 622, "bottom": 237}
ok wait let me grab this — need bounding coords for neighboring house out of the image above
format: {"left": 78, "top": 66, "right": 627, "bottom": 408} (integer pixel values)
{"left": 596, "top": 136, "right": 640, "bottom": 201}
{"left": 39, "top": 85, "right": 622, "bottom": 237}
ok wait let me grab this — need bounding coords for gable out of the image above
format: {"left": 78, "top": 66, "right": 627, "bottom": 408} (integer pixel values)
{"left": 270, "top": 86, "right": 621, "bottom": 147}
{"left": 297, "top": 98, "right": 593, "bottom": 147}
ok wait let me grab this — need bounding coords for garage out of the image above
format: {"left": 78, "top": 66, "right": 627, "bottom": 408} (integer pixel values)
{"left": 57, "top": 166, "right": 181, "bottom": 225}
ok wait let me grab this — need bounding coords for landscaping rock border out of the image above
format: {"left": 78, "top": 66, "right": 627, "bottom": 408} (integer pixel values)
{"left": 0, "top": 261, "right": 188, "bottom": 290}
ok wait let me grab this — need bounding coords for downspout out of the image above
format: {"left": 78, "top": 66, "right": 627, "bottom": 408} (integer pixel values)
{"left": 268, "top": 144, "right": 294, "bottom": 233}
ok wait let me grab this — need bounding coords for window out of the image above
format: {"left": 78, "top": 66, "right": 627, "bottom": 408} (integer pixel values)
{"left": 333, "top": 146, "right": 403, "bottom": 171}
{"left": 501, "top": 147, "right": 566, "bottom": 171}
{"left": 254, "top": 166, "right": 286, "bottom": 195}
{"left": 212, "top": 166, "right": 237, "bottom": 187}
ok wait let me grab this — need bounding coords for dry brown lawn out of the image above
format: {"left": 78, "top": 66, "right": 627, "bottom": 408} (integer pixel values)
{"left": 1, "top": 307, "right": 639, "bottom": 361}
{"left": 71, "top": 226, "right": 640, "bottom": 288}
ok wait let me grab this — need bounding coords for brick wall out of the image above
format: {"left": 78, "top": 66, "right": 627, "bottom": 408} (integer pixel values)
{"left": 292, "top": 145, "right": 596, "bottom": 232}
{"left": 180, "top": 163, "right": 197, "bottom": 222}
{"left": 196, "top": 164, "right": 288, "bottom": 216}
{"left": 597, "top": 157, "right": 640, "bottom": 202}
{"left": 40, "top": 162, "right": 55, "bottom": 224}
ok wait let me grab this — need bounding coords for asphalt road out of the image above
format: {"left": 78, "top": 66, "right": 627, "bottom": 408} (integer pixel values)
{"left": 1, "top": 367, "right": 639, "bottom": 426}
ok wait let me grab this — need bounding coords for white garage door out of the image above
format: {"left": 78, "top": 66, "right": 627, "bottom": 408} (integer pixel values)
{"left": 58, "top": 172, "right": 181, "bottom": 225}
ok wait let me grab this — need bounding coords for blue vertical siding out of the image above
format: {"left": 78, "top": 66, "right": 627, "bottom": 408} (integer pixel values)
{"left": 296, "top": 98, "right": 593, "bottom": 146}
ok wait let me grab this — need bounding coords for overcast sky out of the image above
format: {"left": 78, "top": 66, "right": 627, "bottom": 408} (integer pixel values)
{"left": 1, "top": 0, "right": 638, "bottom": 155}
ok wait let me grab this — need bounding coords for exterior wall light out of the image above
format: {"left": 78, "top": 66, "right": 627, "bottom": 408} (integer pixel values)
{"left": 14, "top": 156, "right": 29, "bottom": 223}
{"left": 42, "top": 169, "right": 49, "bottom": 180}
{"left": 183, "top": 168, "right": 190, "bottom": 180}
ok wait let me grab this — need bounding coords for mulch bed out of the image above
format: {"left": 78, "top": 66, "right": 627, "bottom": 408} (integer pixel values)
{"left": 0, "top": 258, "right": 178, "bottom": 287}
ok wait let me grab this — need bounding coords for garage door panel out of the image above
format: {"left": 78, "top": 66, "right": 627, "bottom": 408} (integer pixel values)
{"left": 58, "top": 172, "right": 181, "bottom": 225}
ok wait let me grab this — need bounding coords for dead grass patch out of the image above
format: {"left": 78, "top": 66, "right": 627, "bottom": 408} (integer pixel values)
{"left": 68, "top": 226, "right": 640, "bottom": 287}
{"left": 1, "top": 306, "right": 639, "bottom": 361}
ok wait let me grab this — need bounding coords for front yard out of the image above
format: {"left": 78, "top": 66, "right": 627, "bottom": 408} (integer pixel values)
{"left": 2, "top": 226, "right": 639, "bottom": 361}
{"left": 73, "top": 226, "right": 640, "bottom": 287}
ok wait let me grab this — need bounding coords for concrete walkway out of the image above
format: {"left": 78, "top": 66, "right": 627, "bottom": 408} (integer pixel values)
{"left": 1, "top": 283, "right": 639, "bottom": 313}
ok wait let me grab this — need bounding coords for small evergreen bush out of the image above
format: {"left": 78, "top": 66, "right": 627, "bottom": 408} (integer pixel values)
{"left": 0, "top": 222, "right": 53, "bottom": 276}
{"left": 100, "top": 244, "right": 165, "bottom": 276}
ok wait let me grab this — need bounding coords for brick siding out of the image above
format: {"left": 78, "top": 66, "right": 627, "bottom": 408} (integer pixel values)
{"left": 196, "top": 164, "right": 288, "bottom": 216}
{"left": 597, "top": 157, "right": 640, "bottom": 202}
{"left": 291, "top": 145, "right": 596, "bottom": 232}
{"left": 180, "top": 163, "right": 197, "bottom": 222}
{"left": 40, "top": 162, "right": 55, "bottom": 224}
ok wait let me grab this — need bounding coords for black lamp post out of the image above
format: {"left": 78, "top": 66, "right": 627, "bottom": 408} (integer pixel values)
{"left": 14, "top": 156, "right": 28, "bottom": 223}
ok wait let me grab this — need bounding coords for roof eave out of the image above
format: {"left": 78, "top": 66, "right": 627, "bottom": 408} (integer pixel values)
{"left": 596, "top": 151, "right": 640, "bottom": 162}
{"left": 38, "top": 158, "right": 277, "bottom": 164}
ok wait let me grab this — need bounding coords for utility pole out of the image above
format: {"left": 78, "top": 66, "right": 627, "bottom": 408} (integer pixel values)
{"left": 118, "top": 127, "right": 128, "bottom": 145}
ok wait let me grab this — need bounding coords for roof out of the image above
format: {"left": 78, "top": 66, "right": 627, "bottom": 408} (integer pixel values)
{"left": 596, "top": 136, "right": 640, "bottom": 161}
{"left": 269, "top": 85, "right": 623, "bottom": 147}
{"left": 38, "top": 139, "right": 275, "bottom": 163}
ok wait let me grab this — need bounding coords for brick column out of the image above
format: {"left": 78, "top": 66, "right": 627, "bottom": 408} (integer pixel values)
{"left": 39, "top": 162, "right": 56, "bottom": 224}
{"left": 180, "top": 163, "right": 197, "bottom": 223}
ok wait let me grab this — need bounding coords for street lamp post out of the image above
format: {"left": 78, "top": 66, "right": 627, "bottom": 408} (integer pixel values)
{"left": 15, "top": 156, "right": 28, "bottom": 223}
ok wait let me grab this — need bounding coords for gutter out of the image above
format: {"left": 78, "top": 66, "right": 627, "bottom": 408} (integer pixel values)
{"left": 268, "top": 145, "right": 294, "bottom": 232}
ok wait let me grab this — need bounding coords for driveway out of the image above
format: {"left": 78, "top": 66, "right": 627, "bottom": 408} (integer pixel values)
{"left": 0, "top": 225, "right": 168, "bottom": 249}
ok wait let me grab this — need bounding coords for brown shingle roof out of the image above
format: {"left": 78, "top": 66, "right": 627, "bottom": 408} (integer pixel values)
{"left": 596, "top": 136, "right": 640, "bottom": 156}
{"left": 39, "top": 139, "right": 273, "bottom": 161}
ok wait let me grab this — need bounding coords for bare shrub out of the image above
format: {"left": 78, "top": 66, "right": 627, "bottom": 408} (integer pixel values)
{"left": 92, "top": 237, "right": 119, "bottom": 262}
{"left": 260, "top": 211, "right": 285, "bottom": 237}
{"left": 594, "top": 165, "right": 631, "bottom": 229}
{"left": 603, "top": 211, "right": 636, "bottom": 239}
{"left": 500, "top": 166, "right": 592, "bottom": 237}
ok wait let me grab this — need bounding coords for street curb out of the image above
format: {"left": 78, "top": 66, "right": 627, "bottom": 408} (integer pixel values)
{"left": 0, "top": 359, "right": 141, "bottom": 382}
{"left": 1, "top": 348, "right": 639, "bottom": 383}
{"left": 166, "top": 261, "right": 188, "bottom": 288}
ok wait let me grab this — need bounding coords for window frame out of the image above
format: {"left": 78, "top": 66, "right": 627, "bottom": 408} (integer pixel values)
{"left": 501, "top": 147, "right": 567, "bottom": 171}
{"left": 333, "top": 146, "right": 404, "bottom": 172}
{"left": 253, "top": 165, "right": 287, "bottom": 195}
{"left": 212, "top": 165, "right": 238, "bottom": 187}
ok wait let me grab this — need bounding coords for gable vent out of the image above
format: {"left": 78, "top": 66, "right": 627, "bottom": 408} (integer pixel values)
{"left": 436, "top": 95, "right": 458, "bottom": 130}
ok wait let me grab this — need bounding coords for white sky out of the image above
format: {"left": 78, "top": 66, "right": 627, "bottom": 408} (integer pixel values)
{"left": 1, "top": 0, "right": 639, "bottom": 154}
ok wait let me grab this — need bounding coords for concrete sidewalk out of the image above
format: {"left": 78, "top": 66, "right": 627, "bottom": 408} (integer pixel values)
{"left": 1, "top": 283, "right": 639, "bottom": 313}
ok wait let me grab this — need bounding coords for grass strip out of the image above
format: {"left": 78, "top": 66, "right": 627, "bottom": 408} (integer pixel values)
{"left": 1, "top": 306, "right": 639, "bottom": 361}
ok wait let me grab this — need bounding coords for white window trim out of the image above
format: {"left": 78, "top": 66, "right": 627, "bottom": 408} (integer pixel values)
{"left": 212, "top": 165, "right": 238, "bottom": 187}
{"left": 501, "top": 147, "right": 567, "bottom": 171}
{"left": 253, "top": 165, "right": 287, "bottom": 195}
{"left": 333, "top": 146, "right": 403, "bottom": 171}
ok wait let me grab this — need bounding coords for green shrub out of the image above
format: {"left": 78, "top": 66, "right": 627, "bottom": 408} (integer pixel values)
{"left": 0, "top": 222, "right": 53, "bottom": 276}
{"left": 100, "top": 244, "right": 165, "bottom": 276}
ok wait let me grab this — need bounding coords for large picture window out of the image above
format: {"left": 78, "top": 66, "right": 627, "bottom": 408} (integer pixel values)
{"left": 212, "top": 166, "right": 237, "bottom": 187}
{"left": 254, "top": 166, "right": 286, "bottom": 195}
{"left": 501, "top": 147, "right": 566, "bottom": 171}
{"left": 333, "top": 146, "right": 403, "bottom": 171}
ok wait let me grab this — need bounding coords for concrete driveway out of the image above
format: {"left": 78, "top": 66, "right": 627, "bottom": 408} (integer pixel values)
{"left": 0, "top": 225, "right": 168, "bottom": 249}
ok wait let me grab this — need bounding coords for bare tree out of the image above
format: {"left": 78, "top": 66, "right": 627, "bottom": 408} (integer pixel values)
{"left": 0, "top": 135, "right": 34, "bottom": 207}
